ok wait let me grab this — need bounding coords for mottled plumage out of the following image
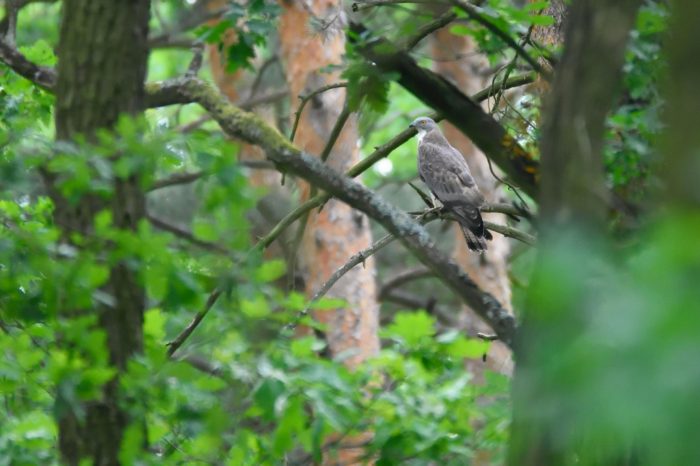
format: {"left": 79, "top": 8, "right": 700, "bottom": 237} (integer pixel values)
{"left": 409, "top": 117, "right": 492, "bottom": 252}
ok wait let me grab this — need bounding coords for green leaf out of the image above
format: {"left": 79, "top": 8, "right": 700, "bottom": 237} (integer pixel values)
{"left": 241, "top": 294, "right": 270, "bottom": 318}
{"left": 384, "top": 311, "right": 436, "bottom": 346}
{"left": 255, "top": 259, "right": 287, "bottom": 282}
{"left": 253, "top": 378, "right": 286, "bottom": 422}
{"left": 19, "top": 40, "right": 57, "bottom": 66}
{"left": 194, "top": 219, "right": 218, "bottom": 242}
{"left": 144, "top": 308, "right": 166, "bottom": 342}
{"left": 310, "top": 297, "right": 346, "bottom": 310}
{"left": 449, "top": 24, "right": 472, "bottom": 36}
{"left": 291, "top": 336, "right": 326, "bottom": 358}
{"left": 445, "top": 336, "right": 490, "bottom": 359}
{"left": 118, "top": 422, "right": 144, "bottom": 465}
{"left": 272, "top": 396, "right": 305, "bottom": 455}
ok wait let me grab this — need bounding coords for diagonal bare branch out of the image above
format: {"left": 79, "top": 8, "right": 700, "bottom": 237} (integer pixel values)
{"left": 144, "top": 76, "right": 516, "bottom": 346}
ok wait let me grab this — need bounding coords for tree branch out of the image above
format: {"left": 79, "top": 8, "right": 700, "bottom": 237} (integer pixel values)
{"left": 378, "top": 267, "right": 434, "bottom": 300}
{"left": 167, "top": 288, "right": 222, "bottom": 357}
{"left": 149, "top": 171, "right": 205, "bottom": 191}
{"left": 147, "top": 213, "right": 232, "bottom": 255}
{"left": 289, "top": 82, "right": 347, "bottom": 142}
{"left": 450, "top": 0, "right": 552, "bottom": 81}
{"left": 402, "top": 11, "right": 457, "bottom": 51}
{"left": 147, "top": 76, "right": 516, "bottom": 345}
{"left": 253, "top": 74, "right": 533, "bottom": 253}
{"left": 0, "top": 40, "right": 56, "bottom": 90}
{"left": 351, "top": 0, "right": 439, "bottom": 12}
{"left": 350, "top": 23, "right": 540, "bottom": 198}
{"left": 382, "top": 289, "right": 459, "bottom": 327}
{"left": 0, "top": 49, "right": 524, "bottom": 343}
{"left": 484, "top": 220, "right": 536, "bottom": 245}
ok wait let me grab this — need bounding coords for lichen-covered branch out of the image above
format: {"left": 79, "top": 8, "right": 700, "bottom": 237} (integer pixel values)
{"left": 146, "top": 76, "right": 516, "bottom": 345}
{"left": 0, "top": 46, "right": 518, "bottom": 343}
{"left": 350, "top": 23, "right": 540, "bottom": 198}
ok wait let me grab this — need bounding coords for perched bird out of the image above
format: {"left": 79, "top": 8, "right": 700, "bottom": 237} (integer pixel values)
{"left": 409, "top": 116, "right": 492, "bottom": 252}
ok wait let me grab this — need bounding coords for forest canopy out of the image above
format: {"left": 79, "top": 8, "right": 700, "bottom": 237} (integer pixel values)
{"left": 2, "top": 1, "right": 699, "bottom": 465}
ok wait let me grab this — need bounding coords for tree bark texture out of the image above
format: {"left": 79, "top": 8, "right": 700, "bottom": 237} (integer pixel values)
{"left": 661, "top": 1, "right": 700, "bottom": 208}
{"left": 509, "top": 1, "right": 643, "bottom": 465}
{"left": 279, "top": 1, "right": 379, "bottom": 463}
{"left": 537, "top": 0, "right": 642, "bottom": 230}
{"left": 529, "top": 0, "right": 567, "bottom": 48}
{"left": 279, "top": 0, "right": 380, "bottom": 368}
{"left": 52, "top": 1, "right": 151, "bottom": 464}
{"left": 431, "top": 28, "right": 514, "bottom": 376}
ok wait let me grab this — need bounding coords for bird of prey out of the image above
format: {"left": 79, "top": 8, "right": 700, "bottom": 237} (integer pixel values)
{"left": 409, "top": 116, "right": 492, "bottom": 252}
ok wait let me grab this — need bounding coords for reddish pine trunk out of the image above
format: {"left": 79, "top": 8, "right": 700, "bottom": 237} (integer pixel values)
{"left": 431, "top": 27, "right": 514, "bottom": 376}
{"left": 279, "top": 1, "right": 380, "bottom": 463}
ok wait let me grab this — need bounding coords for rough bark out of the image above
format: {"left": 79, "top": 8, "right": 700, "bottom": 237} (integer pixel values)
{"left": 279, "top": 2, "right": 380, "bottom": 463}
{"left": 508, "top": 1, "right": 643, "bottom": 464}
{"left": 661, "top": 1, "right": 700, "bottom": 208}
{"left": 279, "top": 0, "right": 379, "bottom": 368}
{"left": 148, "top": 75, "right": 516, "bottom": 345}
{"left": 529, "top": 0, "right": 567, "bottom": 48}
{"left": 431, "top": 27, "right": 514, "bottom": 376}
{"left": 537, "top": 0, "right": 641, "bottom": 229}
{"left": 51, "top": 1, "right": 151, "bottom": 464}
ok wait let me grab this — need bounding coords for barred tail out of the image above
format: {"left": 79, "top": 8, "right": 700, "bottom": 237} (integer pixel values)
{"left": 461, "top": 223, "right": 488, "bottom": 252}
{"left": 457, "top": 209, "right": 492, "bottom": 252}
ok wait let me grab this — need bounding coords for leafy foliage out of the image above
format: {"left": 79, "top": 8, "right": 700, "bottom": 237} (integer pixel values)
{"left": 198, "top": 0, "right": 281, "bottom": 72}
{"left": 0, "top": 0, "right": 686, "bottom": 464}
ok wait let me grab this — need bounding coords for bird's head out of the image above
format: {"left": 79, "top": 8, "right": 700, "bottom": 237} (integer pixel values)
{"left": 409, "top": 117, "right": 438, "bottom": 136}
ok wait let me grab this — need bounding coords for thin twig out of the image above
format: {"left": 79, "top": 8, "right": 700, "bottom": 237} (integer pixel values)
{"left": 289, "top": 82, "right": 347, "bottom": 142}
{"left": 167, "top": 288, "right": 222, "bottom": 357}
{"left": 186, "top": 42, "right": 204, "bottom": 77}
{"left": 283, "top": 210, "right": 438, "bottom": 334}
{"left": 147, "top": 214, "right": 232, "bottom": 255}
{"left": 477, "top": 332, "right": 499, "bottom": 341}
{"left": 481, "top": 202, "right": 531, "bottom": 218}
{"left": 149, "top": 171, "right": 205, "bottom": 191}
{"left": 450, "top": 0, "right": 552, "bottom": 81}
{"left": 247, "top": 54, "right": 279, "bottom": 100}
{"left": 254, "top": 75, "right": 534, "bottom": 253}
{"left": 377, "top": 268, "right": 433, "bottom": 300}
{"left": 284, "top": 95, "right": 353, "bottom": 290}
{"left": 382, "top": 289, "right": 459, "bottom": 327}
{"left": 178, "top": 115, "right": 211, "bottom": 133}
{"left": 492, "top": 25, "right": 534, "bottom": 112}
{"left": 320, "top": 100, "right": 351, "bottom": 162}
{"left": 351, "top": 0, "right": 439, "bottom": 12}
{"left": 483, "top": 220, "right": 536, "bottom": 245}
{"left": 148, "top": 5, "right": 228, "bottom": 48}
{"left": 402, "top": 11, "right": 457, "bottom": 51}
{"left": 239, "top": 89, "right": 288, "bottom": 110}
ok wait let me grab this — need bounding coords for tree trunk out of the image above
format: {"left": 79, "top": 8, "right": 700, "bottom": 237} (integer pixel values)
{"left": 661, "top": 1, "right": 700, "bottom": 208}
{"left": 279, "top": 0, "right": 379, "bottom": 368}
{"left": 537, "top": 1, "right": 641, "bottom": 229}
{"left": 204, "top": 0, "right": 291, "bottom": 264}
{"left": 51, "top": 1, "right": 151, "bottom": 464}
{"left": 431, "top": 28, "right": 514, "bottom": 376}
{"left": 508, "top": 1, "right": 642, "bottom": 464}
{"left": 279, "top": 0, "right": 380, "bottom": 463}
{"left": 530, "top": 0, "right": 567, "bottom": 48}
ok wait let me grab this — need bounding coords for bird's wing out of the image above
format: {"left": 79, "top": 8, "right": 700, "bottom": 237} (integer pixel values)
{"left": 418, "top": 141, "right": 484, "bottom": 209}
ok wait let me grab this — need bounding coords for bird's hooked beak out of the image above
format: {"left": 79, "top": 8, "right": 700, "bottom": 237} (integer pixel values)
{"left": 409, "top": 122, "right": 416, "bottom": 129}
